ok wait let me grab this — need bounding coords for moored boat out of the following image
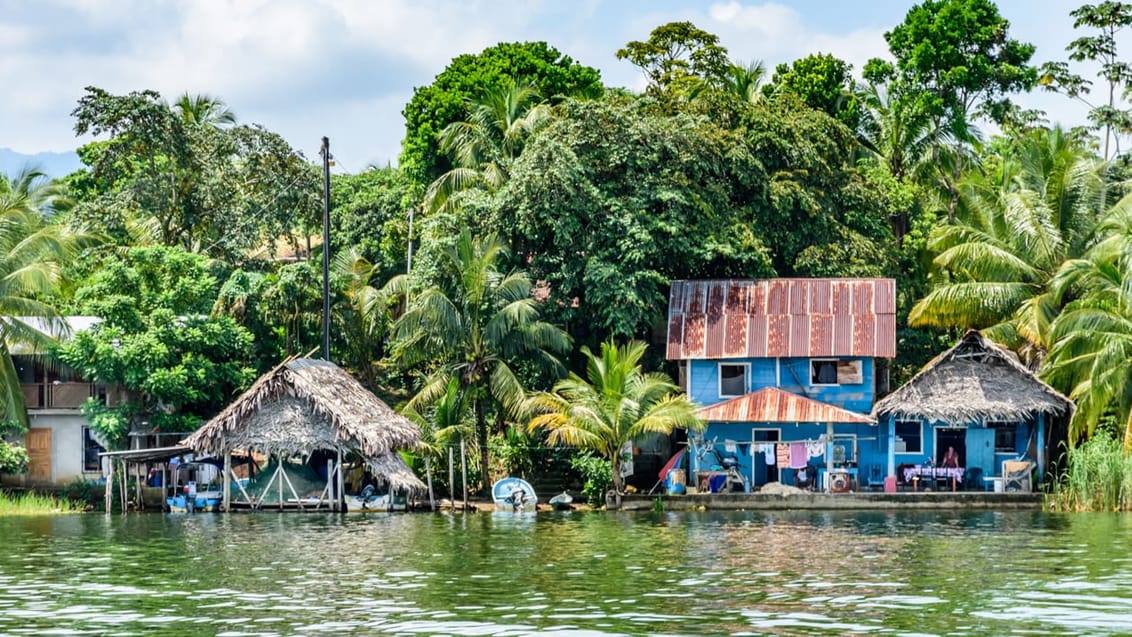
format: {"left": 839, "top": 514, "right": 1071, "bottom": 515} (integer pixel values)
{"left": 492, "top": 477, "right": 537, "bottom": 512}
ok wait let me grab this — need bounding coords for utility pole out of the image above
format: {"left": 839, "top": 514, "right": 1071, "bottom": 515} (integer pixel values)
{"left": 320, "top": 136, "right": 331, "bottom": 361}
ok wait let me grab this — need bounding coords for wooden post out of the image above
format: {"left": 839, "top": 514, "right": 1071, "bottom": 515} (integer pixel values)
{"left": 119, "top": 459, "right": 127, "bottom": 513}
{"left": 223, "top": 451, "right": 231, "bottom": 513}
{"left": 336, "top": 449, "right": 344, "bottom": 512}
{"left": 448, "top": 446, "right": 454, "bottom": 507}
{"left": 425, "top": 456, "right": 435, "bottom": 511}
{"left": 327, "top": 458, "right": 335, "bottom": 511}
{"left": 161, "top": 463, "right": 168, "bottom": 511}
{"left": 278, "top": 454, "right": 284, "bottom": 511}
{"left": 460, "top": 440, "right": 468, "bottom": 511}
{"left": 105, "top": 455, "right": 113, "bottom": 514}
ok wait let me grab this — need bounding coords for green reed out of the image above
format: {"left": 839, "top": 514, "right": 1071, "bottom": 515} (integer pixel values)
{"left": 1047, "top": 430, "right": 1132, "bottom": 512}
{"left": 0, "top": 490, "right": 83, "bottom": 515}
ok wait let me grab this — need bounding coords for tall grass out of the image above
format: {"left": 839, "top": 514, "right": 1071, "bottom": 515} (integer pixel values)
{"left": 0, "top": 490, "right": 84, "bottom": 515}
{"left": 1047, "top": 430, "right": 1132, "bottom": 512}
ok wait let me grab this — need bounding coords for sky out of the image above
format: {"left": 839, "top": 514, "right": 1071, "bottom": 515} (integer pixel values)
{"left": 0, "top": 0, "right": 1120, "bottom": 173}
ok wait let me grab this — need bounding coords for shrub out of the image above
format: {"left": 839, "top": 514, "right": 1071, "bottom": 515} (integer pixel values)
{"left": 0, "top": 442, "right": 29, "bottom": 475}
{"left": 570, "top": 451, "right": 612, "bottom": 505}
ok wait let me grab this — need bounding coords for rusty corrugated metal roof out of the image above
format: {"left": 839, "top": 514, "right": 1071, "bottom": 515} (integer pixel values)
{"left": 667, "top": 279, "right": 897, "bottom": 359}
{"left": 696, "top": 387, "right": 876, "bottom": 424}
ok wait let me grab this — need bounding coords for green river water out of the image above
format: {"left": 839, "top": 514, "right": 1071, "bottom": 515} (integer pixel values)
{"left": 0, "top": 509, "right": 1130, "bottom": 636}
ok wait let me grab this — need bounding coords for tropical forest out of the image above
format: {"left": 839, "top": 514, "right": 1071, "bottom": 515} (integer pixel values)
{"left": 4, "top": 0, "right": 1132, "bottom": 511}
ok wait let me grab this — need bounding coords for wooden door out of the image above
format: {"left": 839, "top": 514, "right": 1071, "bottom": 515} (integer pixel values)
{"left": 26, "top": 428, "right": 51, "bottom": 483}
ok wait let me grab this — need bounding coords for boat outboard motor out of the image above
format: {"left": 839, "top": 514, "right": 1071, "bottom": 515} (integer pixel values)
{"left": 510, "top": 488, "right": 527, "bottom": 512}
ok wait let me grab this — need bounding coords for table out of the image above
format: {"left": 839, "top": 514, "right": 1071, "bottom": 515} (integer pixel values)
{"left": 902, "top": 466, "right": 964, "bottom": 491}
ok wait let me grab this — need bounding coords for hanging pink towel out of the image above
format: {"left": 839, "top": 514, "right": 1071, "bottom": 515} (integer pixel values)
{"left": 789, "top": 443, "right": 807, "bottom": 469}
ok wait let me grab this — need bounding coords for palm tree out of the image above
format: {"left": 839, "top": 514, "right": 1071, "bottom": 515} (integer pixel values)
{"left": 856, "top": 82, "right": 941, "bottom": 183}
{"left": 0, "top": 168, "right": 91, "bottom": 432}
{"left": 525, "top": 340, "right": 703, "bottom": 506}
{"left": 720, "top": 60, "right": 766, "bottom": 105}
{"left": 1043, "top": 192, "right": 1132, "bottom": 449}
{"left": 172, "top": 93, "right": 237, "bottom": 127}
{"left": 423, "top": 79, "right": 549, "bottom": 214}
{"left": 909, "top": 126, "right": 1105, "bottom": 364}
{"left": 391, "top": 228, "right": 570, "bottom": 492}
{"left": 331, "top": 247, "right": 390, "bottom": 389}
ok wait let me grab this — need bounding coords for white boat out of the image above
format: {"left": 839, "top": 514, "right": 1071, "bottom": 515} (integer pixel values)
{"left": 492, "top": 477, "right": 537, "bottom": 512}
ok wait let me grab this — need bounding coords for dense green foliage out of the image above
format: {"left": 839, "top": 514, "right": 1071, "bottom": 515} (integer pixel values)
{"left": 399, "top": 42, "right": 602, "bottom": 186}
{"left": 69, "top": 87, "right": 319, "bottom": 263}
{"left": 763, "top": 53, "right": 861, "bottom": 129}
{"left": 55, "top": 246, "right": 256, "bottom": 446}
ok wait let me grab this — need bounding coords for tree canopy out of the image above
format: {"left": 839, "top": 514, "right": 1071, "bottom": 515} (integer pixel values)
{"left": 399, "top": 42, "right": 603, "bottom": 187}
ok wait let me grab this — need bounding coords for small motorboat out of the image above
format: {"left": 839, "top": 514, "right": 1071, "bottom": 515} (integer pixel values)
{"left": 548, "top": 491, "right": 574, "bottom": 511}
{"left": 492, "top": 477, "right": 537, "bottom": 512}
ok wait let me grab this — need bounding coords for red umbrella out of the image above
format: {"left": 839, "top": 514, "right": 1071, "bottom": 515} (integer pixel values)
{"left": 657, "top": 448, "right": 686, "bottom": 480}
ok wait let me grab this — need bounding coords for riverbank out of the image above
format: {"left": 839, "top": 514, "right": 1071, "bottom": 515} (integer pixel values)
{"left": 615, "top": 491, "right": 1043, "bottom": 511}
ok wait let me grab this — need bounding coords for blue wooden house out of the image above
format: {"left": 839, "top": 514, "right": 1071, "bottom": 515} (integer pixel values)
{"left": 665, "top": 279, "right": 897, "bottom": 492}
{"left": 872, "top": 330, "right": 1073, "bottom": 491}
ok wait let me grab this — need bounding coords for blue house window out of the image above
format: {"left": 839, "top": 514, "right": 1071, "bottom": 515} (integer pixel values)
{"left": 811, "top": 360, "right": 838, "bottom": 385}
{"left": 719, "top": 364, "right": 748, "bottom": 397}
{"left": 895, "top": 421, "right": 922, "bottom": 454}
{"left": 988, "top": 422, "right": 1017, "bottom": 453}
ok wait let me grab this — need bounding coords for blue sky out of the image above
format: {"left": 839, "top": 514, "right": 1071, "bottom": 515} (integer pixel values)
{"left": 0, "top": 0, "right": 1116, "bottom": 172}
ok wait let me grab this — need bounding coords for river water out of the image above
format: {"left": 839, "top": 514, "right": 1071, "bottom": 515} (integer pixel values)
{"left": 0, "top": 509, "right": 1130, "bottom": 636}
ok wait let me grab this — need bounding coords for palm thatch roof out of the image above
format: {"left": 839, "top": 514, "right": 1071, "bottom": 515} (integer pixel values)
{"left": 183, "top": 357, "right": 425, "bottom": 493}
{"left": 872, "top": 330, "right": 1073, "bottom": 423}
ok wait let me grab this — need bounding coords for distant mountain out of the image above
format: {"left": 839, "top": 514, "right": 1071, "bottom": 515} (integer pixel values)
{"left": 0, "top": 148, "right": 83, "bottom": 179}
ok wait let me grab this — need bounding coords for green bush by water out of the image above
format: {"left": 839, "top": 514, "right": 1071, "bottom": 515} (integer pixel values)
{"left": 570, "top": 451, "right": 612, "bottom": 506}
{"left": 0, "top": 490, "right": 83, "bottom": 515}
{"left": 1047, "top": 430, "right": 1132, "bottom": 511}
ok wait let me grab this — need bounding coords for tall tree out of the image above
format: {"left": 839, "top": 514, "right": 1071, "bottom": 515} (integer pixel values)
{"left": 525, "top": 340, "right": 702, "bottom": 505}
{"left": 872, "top": 0, "right": 1037, "bottom": 219}
{"left": 1039, "top": 1, "right": 1132, "bottom": 160}
{"left": 56, "top": 246, "right": 256, "bottom": 446}
{"left": 391, "top": 228, "right": 570, "bottom": 492}
{"left": 70, "top": 87, "right": 319, "bottom": 263}
{"left": 399, "top": 42, "right": 602, "bottom": 187}
{"left": 616, "top": 21, "right": 730, "bottom": 96}
{"left": 762, "top": 53, "right": 861, "bottom": 129}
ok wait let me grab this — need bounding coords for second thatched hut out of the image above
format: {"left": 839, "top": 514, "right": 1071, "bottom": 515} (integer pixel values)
{"left": 872, "top": 330, "right": 1073, "bottom": 490}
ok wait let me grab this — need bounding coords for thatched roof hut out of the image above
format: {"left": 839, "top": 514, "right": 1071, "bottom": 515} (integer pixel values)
{"left": 872, "top": 330, "right": 1073, "bottom": 423}
{"left": 183, "top": 358, "right": 425, "bottom": 494}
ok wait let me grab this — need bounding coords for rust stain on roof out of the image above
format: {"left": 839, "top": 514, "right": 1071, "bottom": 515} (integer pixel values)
{"left": 697, "top": 387, "right": 876, "bottom": 424}
{"left": 667, "top": 279, "right": 897, "bottom": 360}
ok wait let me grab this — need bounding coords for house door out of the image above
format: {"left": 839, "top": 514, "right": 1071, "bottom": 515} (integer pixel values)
{"left": 26, "top": 428, "right": 52, "bottom": 483}
{"left": 751, "top": 429, "right": 779, "bottom": 486}
{"left": 966, "top": 427, "right": 994, "bottom": 479}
